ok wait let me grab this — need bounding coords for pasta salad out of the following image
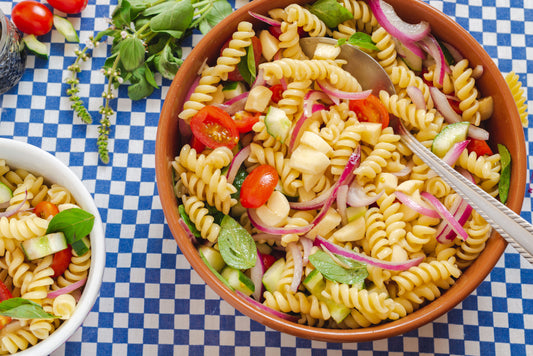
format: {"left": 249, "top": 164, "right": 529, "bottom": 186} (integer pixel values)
{"left": 172, "top": 0, "right": 515, "bottom": 328}
{"left": 0, "top": 159, "right": 93, "bottom": 354}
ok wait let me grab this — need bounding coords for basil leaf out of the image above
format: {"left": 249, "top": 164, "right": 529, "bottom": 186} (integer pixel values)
{"left": 94, "top": 29, "right": 120, "bottom": 43}
{"left": 46, "top": 208, "right": 95, "bottom": 244}
{"left": 343, "top": 32, "right": 379, "bottom": 51}
{"left": 143, "top": 63, "right": 159, "bottom": 89}
{"left": 237, "top": 45, "right": 256, "bottom": 86}
{"left": 119, "top": 37, "right": 146, "bottom": 72}
{"left": 149, "top": 1, "right": 193, "bottom": 39}
{"left": 498, "top": 144, "right": 511, "bottom": 204}
{"left": 218, "top": 215, "right": 256, "bottom": 269}
{"left": 0, "top": 298, "right": 58, "bottom": 319}
{"left": 198, "top": 0, "right": 233, "bottom": 35}
{"left": 308, "top": 250, "right": 368, "bottom": 286}
{"left": 230, "top": 166, "right": 248, "bottom": 199}
{"left": 142, "top": 1, "right": 175, "bottom": 17}
{"left": 112, "top": 0, "right": 132, "bottom": 28}
{"left": 178, "top": 204, "right": 201, "bottom": 238}
{"left": 154, "top": 42, "right": 183, "bottom": 80}
{"left": 128, "top": 66, "right": 155, "bottom": 100}
{"left": 309, "top": 0, "right": 353, "bottom": 29}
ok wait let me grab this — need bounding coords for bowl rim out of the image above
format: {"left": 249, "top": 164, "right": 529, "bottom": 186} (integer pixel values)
{"left": 0, "top": 138, "right": 106, "bottom": 355}
{"left": 156, "top": 0, "right": 527, "bottom": 342}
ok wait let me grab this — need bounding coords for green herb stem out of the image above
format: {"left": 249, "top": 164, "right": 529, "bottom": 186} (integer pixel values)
{"left": 66, "top": 46, "right": 93, "bottom": 124}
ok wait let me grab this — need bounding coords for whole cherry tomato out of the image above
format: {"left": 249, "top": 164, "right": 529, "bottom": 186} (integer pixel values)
{"left": 50, "top": 248, "right": 73, "bottom": 278}
{"left": 34, "top": 201, "right": 59, "bottom": 219}
{"left": 240, "top": 164, "right": 278, "bottom": 208}
{"left": 11, "top": 1, "right": 53, "bottom": 36}
{"left": 46, "top": 0, "right": 88, "bottom": 14}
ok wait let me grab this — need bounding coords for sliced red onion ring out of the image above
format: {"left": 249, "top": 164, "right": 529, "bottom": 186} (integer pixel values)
{"left": 392, "top": 161, "right": 413, "bottom": 178}
{"left": 406, "top": 85, "right": 426, "bottom": 110}
{"left": 468, "top": 125, "right": 489, "bottom": 141}
{"left": 442, "top": 42, "right": 464, "bottom": 63}
{"left": 224, "top": 92, "right": 249, "bottom": 106}
{"left": 0, "top": 191, "right": 27, "bottom": 218}
{"left": 368, "top": 0, "right": 429, "bottom": 56}
{"left": 47, "top": 278, "right": 87, "bottom": 299}
{"left": 420, "top": 35, "right": 450, "bottom": 86}
{"left": 248, "top": 208, "right": 313, "bottom": 235}
{"left": 289, "top": 186, "right": 334, "bottom": 210}
{"left": 304, "top": 90, "right": 331, "bottom": 118}
{"left": 421, "top": 192, "right": 468, "bottom": 241}
{"left": 317, "top": 81, "right": 372, "bottom": 101}
{"left": 251, "top": 68, "right": 266, "bottom": 89}
{"left": 288, "top": 109, "right": 323, "bottom": 154}
{"left": 227, "top": 145, "right": 251, "bottom": 184}
{"left": 471, "top": 64, "right": 483, "bottom": 80}
{"left": 248, "top": 11, "right": 282, "bottom": 26}
{"left": 178, "top": 218, "right": 199, "bottom": 244}
{"left": 457, "top": 167, "right": 475, "bottom": 183}
{"left": 287, "top": 243, "right": 303, "bottom": 293}
{"left": 235, "top": 290, "right": 299, "bottom": 322}
{"left": 314, "top": 235, "right": 423, "bottom": 271}
{"left": 250, "top": 248, "right": 265, "bottom": 301}
{"left": 435, "top": 197, "right": 472, "bottom": 243}
{"left": 442, "top": 140, "right": 470, "bottom": 166}
{"left": 184, "top": 76, "right": 201, "bottom": 103}
{"left": 395, "top": 191, "right": 439, "bottom": 218}
{"left": 346, "top": 182, "right": 383, "bottom": 208}
{"left": 430, "top": 86, "right": 462, "bottom": 123}
{"left": 336, "top": 185, "right": 349, "bottom": 225}
{"left": 217, "top": 95, "right": 248, "bottom": 115}
{"left": 300, "top": 237, "right": 313, "bottom": 266}
{"left": 280, "top": 77, "right": 288, "bottom": 91}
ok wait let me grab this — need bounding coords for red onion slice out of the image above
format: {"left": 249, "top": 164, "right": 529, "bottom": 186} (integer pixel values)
{"left": 435, "top": 198, "right": 472, "bottom": 243}
{"left": 442, "top": 42, "right": 464, "bottom": 63}
{"left": 300, "top": 237, "right": 313, "bottom": 266}
{"left": 248, "top": 208, "right": 313, "bottom": 235}
{"left": 468, "top": 125, "right": 490, "bottom": 141}
{"left": 217, "top": 95, "right": 248, "bottom": 115}
{"left": 287, "top": 243, "right": 303, "bottom": 293}
{"left": 430, "top": 86, "right": 462, "bottom": 123}
{"left": 248, "top": 11, "right": 282, "bottom": 26}
{"left": 235, "top": 290, "right": 299, "bottom": 322}
{"left": 317, "top": 81, "right": 372, "bottom": 101}
{"left": 47, "top": 278, "right": 87, "bottom": 299}
{"left": 227, "top": 145, "right": 251, "bottom": 184}
{"left": 395, "top": 191, "right": 439, "bottom": 218}
{"left": 251, "top": 68, "right": 266, "bottom": 89}
{"left": 250, "top": 249, "right": 265, "bottom": 301}
{"left": 421, "top": 192, "right": 468, "bottom": 241}
{"left": 314, "top": 236, "right": 423, "bottom": 271}
{"left": 406, "top": 85, "right": 426, "bottom": 110}
{"left": 336, "top": 185, "right": 349, "bottom": 225}
{"left": 184, "top": 76, "right": 201, "bottom": 103}
{"left": 0, "top": 191, "right": 28, "bottom": 218}
{"left": 289, "top": 186, "right": 334, "bottom": 210}
{"left": 442, "top": 140, "right": 470, "bottom": 166}
{"left": 346, "top": 182, "right": 383, "bottom": 208}
{"left": 178, "top": 218, "right": 199, "bottom": 244}
{"left": 420, "top": 35, "right": 450, "bottom": 86}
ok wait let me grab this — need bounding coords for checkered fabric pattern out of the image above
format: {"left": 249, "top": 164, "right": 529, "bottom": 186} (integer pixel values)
{"left": 0, "top": 0, "right": 532, "bottom": 355}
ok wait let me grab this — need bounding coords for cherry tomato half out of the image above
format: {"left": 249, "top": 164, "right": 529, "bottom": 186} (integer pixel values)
{"left": 46, "top": 0, "right": 88, "bottom": 14}
{"left": 467, "top": 138, "right": 493, "bottom": 156}
{"left": 11, "top": 1, "right": 53, "bottom": 36}
{"left": 189, "top": 135, "right": 206, "bottom": 153}
{"left": 233, "top": 111, "right": 260, "bottom": 133}
{"left": 50, "top": 248, "right": 73, "bottom": 278}
{"left": 34, "top": 201, "right": 59, "bottom": 219}
{"left": 190, "top": 105, "right": 239, "bottom": 149}
{"left": 0, "top": 281, "right": 12, "bottom": 330}
{"left": 221, "top": 36, "right": 262, "bottom": 82}
{"left": 261, "top": 253, "right": 277, "bottom": 271}
{"left": 349, "top": 94, "right": 390, "bottom": 129}
{"left": 240, "top": 164, "right": 278, "bottom": 208}
{"left": 269, "top": 84, "right": 284, "bottom": 104}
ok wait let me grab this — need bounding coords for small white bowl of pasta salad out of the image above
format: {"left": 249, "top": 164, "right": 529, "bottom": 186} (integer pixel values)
{"left": 156, "top": 0, "right": 526, "bottom": 342}
{"left": 0, "top": 138, "right": 105, "bottom": 355}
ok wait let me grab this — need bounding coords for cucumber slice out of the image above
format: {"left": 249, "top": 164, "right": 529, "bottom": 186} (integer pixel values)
{"left": 346, "top": 206, "right": 366, "bottom": 222}
{"left": 199, "top": 248, "right": 234, "bottom": 291}
{"left": 23, "top": 35, "right": 49, "bottom": 59}
{"left": 303, "top": 269, "right": 351, "bottom": 323}
{"left": 497, "top": 144, "right": 511, "bottom": 204}
{"left": 438, "top": 40, "right": 456, "bottom": 66}
{"left": 71, "top": 236, "right": 91, "bottom": 256}
{"left": 303, "top": 269, "right": 325, "bottom": 295}
{"left": 21, "top": 232, "right": 68, "bottom": 260}
{"left": 395, "top": 39, "right": 422, "bottom": 72}
{"left": 222, "top": 81, "right": 246, "bottom": 100}
{"left": 431, "top": 122, "right": 470, "bottom": 158}
{"left": 262, "top": 257, "right": 285, "bottom": 292}
{"left": 264, "top": 106, "right": 291, "bottom": 143}
{"left": 0, "top": 182, "right": 13, "bottom": 205}
{"left": 199, "top": 245, "right": 225, "bottom": 273}
{"left": 53, "top": 16, "right": 79, "bottom": 43}
{"left": 221, "top": 266, "right": 255, "bottom": 296}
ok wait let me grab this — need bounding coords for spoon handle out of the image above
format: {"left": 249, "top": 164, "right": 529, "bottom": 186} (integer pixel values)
{"left": 395, "top": 120, "right": 533, "bottom": 264}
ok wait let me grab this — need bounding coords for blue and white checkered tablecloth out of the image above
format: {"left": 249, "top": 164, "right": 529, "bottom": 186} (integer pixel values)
{"left": 0, "top": 0, "right": 532, "bottom": 355}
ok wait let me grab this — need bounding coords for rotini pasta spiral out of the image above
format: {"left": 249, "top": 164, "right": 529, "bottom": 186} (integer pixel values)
{"left": 452, "top": 59, "right": 481, "bottom": 125}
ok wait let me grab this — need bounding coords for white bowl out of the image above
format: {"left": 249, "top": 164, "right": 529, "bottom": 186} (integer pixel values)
{"left": 0, "top": 138, "right": 105, "bottom": 355}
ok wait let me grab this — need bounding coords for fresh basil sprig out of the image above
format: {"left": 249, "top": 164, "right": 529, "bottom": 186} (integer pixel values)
{"left": 66, "top": 0, "right": 232, "bottom": 163}
{"left": 46, "top": 208, "right": 95, "bottom": 244}
{"left": 0, "top": 298, "right": 58, "bottom": 319}
{"left": 218, "top": 215, "right": 257, "bottom": 269}
{"left": 337, "top": 32, "right": 379, "bottom": 51}
{"left": 308, "top": 0, "right": 353, "bottom": 29}
{"left": 308, "top": 250, "right": 368, "bottom": 287}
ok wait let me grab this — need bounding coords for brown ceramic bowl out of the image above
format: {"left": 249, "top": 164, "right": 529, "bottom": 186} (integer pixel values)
{"left": 155, "top": 0, "right": 527, "bottom": 342}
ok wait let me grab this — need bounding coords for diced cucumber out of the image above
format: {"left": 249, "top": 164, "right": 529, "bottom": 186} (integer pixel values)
{"left": 199, "top": 245, "right": 225, "bottom": 273}
{"left": 346, "top": 206, "right": 366, "bottom": 222}
{"left": 23, "top": 35, "right": 49, "bottom": 59}
{"left": 53, "top": 16, "right": 79, "bottom": 43}
{"left": 222, "top": 81, "right": 246, "bottom": 100}
{"left": 221, "top": 266, "right": 255, "bottom": 296}
{"left": 395, "top": 39, "right": 422, "bottom": 72}
{"left": 497, "top": 144, "right": 511, "bottom": 204}
{"left": 437, "top": 40, "right": 456, "bottom": 66}
{"left": 303, "top": 269, "right": 351, "bottom": 323}
{"left": 303, "top": 269, "right": 325, "bottom": 295}
{"left": 21, "top": 232, "right": 68, "bottom": 260}
{"left": 262, "top": 257, "right": 285, "bottom": 292}
{"left": 0, "top": 182, "right": 13, "bottom": 205}
{"left": 264, "top": 106, "right": 291, "bottom": 143}
{"left": 431, "top": 122, "right": 470, "bottom": 158}
{"left": 71, "top": 236, "right": 91, "bottom": 256}
{"left": 199, "top": 248, "right": 234, "bottom": 291}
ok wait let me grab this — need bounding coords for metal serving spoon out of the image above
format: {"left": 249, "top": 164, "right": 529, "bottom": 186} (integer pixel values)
{"left": 300, "top": 36, "right": 533, "bottom": 264}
